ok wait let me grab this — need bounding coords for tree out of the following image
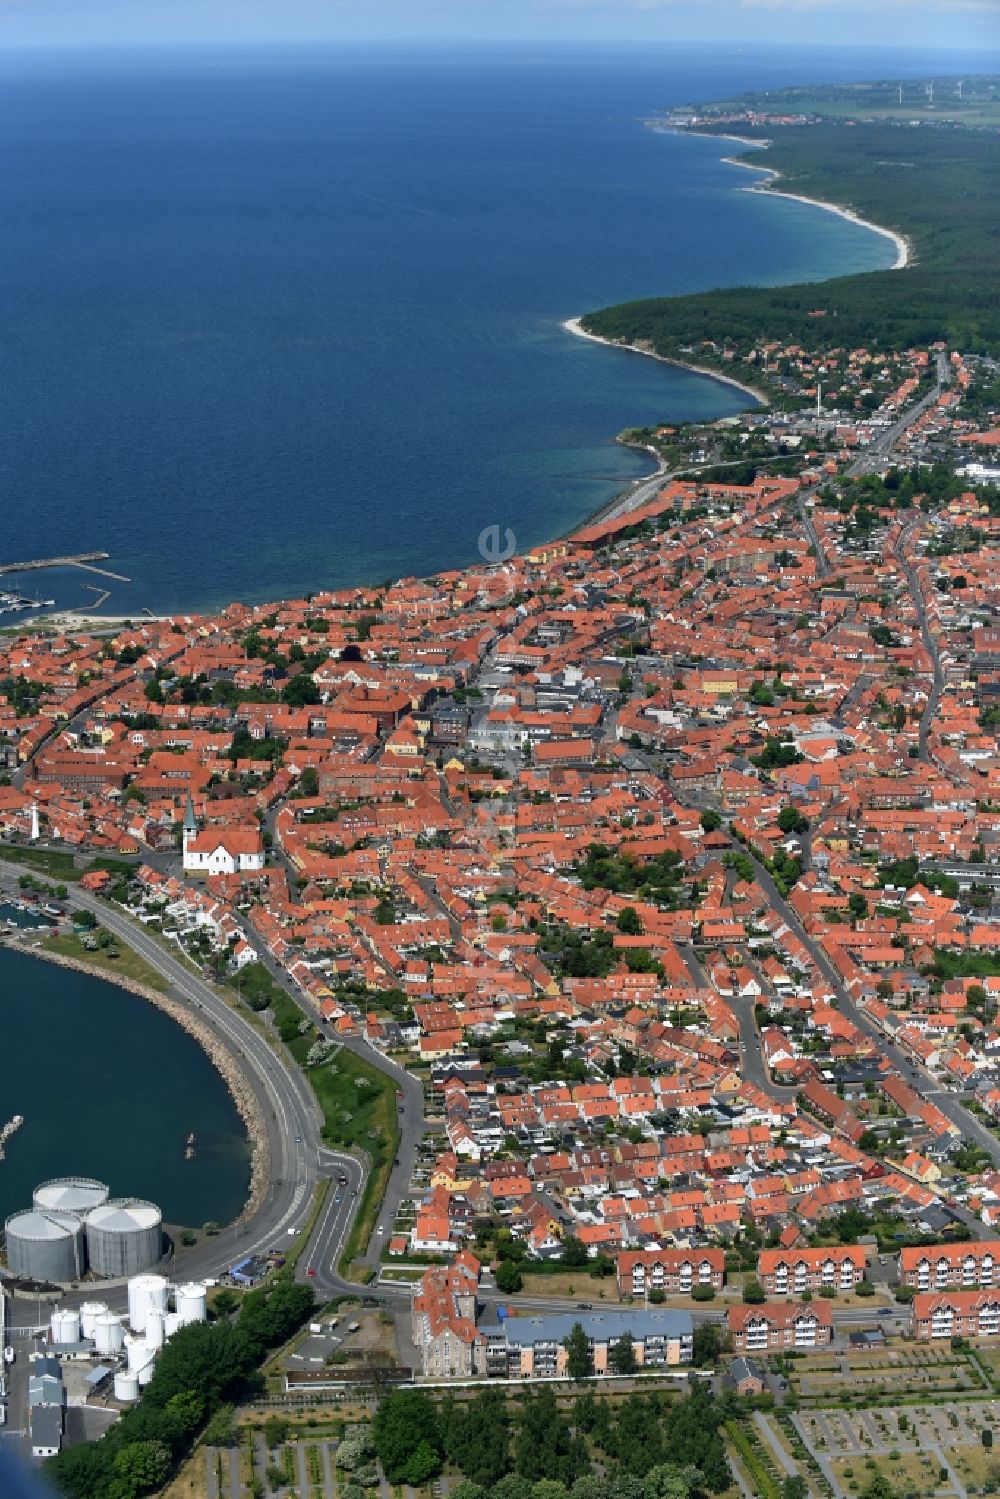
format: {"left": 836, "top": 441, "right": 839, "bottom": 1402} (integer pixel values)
{"left": 848, "top": 892, "right": 869, "bottom": 921}
{"left": 298, "top": 766, "right": 319, "bottom": 797}
{"left": 283, "top": 673, "right": 321, "bottom": 707}
{"left": 496, "top": 1259, "right": 523, "bottom": 1294}
{"left": 617, "top": 907, "right": 644, "bottom": 936}
{"left": 700, "top": 810, "right": 722, "bottom": 833}
{"left": 782, "top": 1478, "right": 808, "bottom": 1499}
{"left": 644, "top": 1466, "right": 700, "bottom": 1499}
{"left": 777, "top": 805, "right": 808, "bottom": 834}
{"left": 405, "top": 1440, "right": 442, "bottom": 1485}
{"left": 560, "top": 1236, "right": 589, "bottom": 1269}
{"left": 563, "top": 1322, "right": 593, "bottom": 1383}
{"left": 609, "top": 1332, "right": 638, "bottom": 1375}
{"left": 860, "top": 1477, "right": 897, "bottom": 1499}
{"left": 373, "top": 1390, "right": 443, "bottom": 1483}
{"left": 113, "top": 1441, "right": 171, "bottom": 1493}
{"left": 692, "top": 1323, "right": 722, "bottom": 1367}
{"left": 202, "top": 1404, "right": 237, "bottom": 1448}
{"left": 263, "top": 1415, "right": 290, "bottom": 1448}
{"left": 742, "top": 1280, "right": 765, "bottom": 1304}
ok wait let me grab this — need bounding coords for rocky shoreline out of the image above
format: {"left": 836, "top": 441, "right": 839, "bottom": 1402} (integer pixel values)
{"left": 1, "top": 936, "right": 269, "bottom": 1225}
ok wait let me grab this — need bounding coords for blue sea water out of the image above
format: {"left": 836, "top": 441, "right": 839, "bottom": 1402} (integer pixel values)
{"left": 0, "top": 947, "right": 250, "bottom": 1227}
{"left": 0, "top": 43, "right": 989, "bottom": 615}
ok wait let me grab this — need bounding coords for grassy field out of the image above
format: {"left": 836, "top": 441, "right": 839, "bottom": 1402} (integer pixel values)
{"left": 832, "top": 1453, "right": 946, "bottom": 1497}
{"left": 41, "top": 929, "right": 171, "bottom": 992}
{"left": 0, "top": 846, "right": 136, "bottom": 882}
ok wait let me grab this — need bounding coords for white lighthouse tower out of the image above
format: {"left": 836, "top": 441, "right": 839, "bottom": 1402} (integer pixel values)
{"left": 29, "top": 802, "right": 40, "bottom": 842}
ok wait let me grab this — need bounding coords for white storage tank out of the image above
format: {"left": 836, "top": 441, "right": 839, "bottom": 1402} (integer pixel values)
{"left": 4, "top": 1209, "right": 85, "bottom": 1283}
{"left": 145, "top": 1308, "right": 165, "bottom": 1351}
{"left": 137, "top": 1359, "right": 156, "bottom": 1387}
{"left": 86, "top": 1199, "right": 163, "bottom": 1279}
{"left": 164, "top": 1312, "right": 182, "bottom": 1340}
{"left": 33, "top": 1177, "right": 109, "bottom": 1219}
{"left": 79, "top": 1302, "right": 108, "bottom": 1341}
{"left": 113, "top": 1370, "right": 139, "bottom": 1403}
{"left": 174, "top": 1282, "right": 208, "bottom": 1326}
{"left": 128, "top": 1274, "right": 169, "bottom": 1334}
{"left": 125, "top": 1336, "right": 150, "bottom": 1372}
{"left": 50, "top": 1308, "right": 80, "bottom": 1346}
{"left": 94, "top": 1314, "right": 124, "bottom": 1357}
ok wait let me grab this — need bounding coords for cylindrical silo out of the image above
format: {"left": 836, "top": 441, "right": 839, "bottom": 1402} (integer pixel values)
{"left": 137, "top": 1359, "right": 156, "bottom": 1387}
{"left": 174, "top": 1282, "right": 208, "bottom": 1326}
{"left": 4, "top": 1209, "right": 85, "bottom": 1283}
{"left": 128, "top": 1274, "right": 169, "bottom": 1333}
{"left": 94, "top": 1314, "right": 124, "bottom": 1357}
{"left": 86, "top": 1201, "right": 162, "bottom": 1279}
{"left": 80, "top": 1302, "right": 108, "bottom": 1341}
{"left": 164, "top": 1312, "right": 182, "bottom": 1340}
{"left": 125, "top": 1336, "right": 150, "bottom": 1372}
{"left": 114, "top": 1370, "right": 139, "bottom": 1403}
{"left": 33, "top": 1178, "right": 109, "bottom": 1219}
{"left": 145, "top": 1308, "right": 165, "bottom": 1351}
{"left": 50, "top": 1308, "right": 80, "bottom": 1345}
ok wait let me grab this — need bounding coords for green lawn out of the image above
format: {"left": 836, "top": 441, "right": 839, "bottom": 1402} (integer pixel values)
{"left": 42, "top": 930, "right": 170, "bottom": 992}
{"left": 0, "top": 846, "right": 137, "bottom": 883}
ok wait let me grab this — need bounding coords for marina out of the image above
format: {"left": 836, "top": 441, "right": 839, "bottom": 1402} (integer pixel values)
{"left": 0, "top": 592, "right": 56, "bottom": 614}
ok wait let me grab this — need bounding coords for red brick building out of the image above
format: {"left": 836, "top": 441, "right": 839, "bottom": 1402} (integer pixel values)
{"left": 616, "top": 1247, "right": 726, "bottom": 1298}
{"left": 757, "top": 1246, "right": 866, "bottom": 1296}
{"left": 912, "top": 1291, "right": 1000, "bottom": 1341}
{"left": 898, "top": 1242, "right": 1000, "bottom": 1292}
{"left": 728, "top": 1301, "right": 834, "bottom": 1354}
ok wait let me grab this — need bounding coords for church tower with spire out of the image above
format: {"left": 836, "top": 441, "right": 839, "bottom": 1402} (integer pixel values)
{"left": 182, "top": 792, "right": 198, "bottom": 862}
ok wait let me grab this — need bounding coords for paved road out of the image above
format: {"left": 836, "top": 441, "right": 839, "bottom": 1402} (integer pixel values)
{"left": 893, "top": 516, "right": 945, "bottom": 764}
{"left": 0, "top": 864, "right": 366, "bottom": 1306}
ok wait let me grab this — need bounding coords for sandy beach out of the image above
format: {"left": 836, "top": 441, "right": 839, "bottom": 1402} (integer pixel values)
{"left": 563, "top": 315, "right": 769, "bottom": 405}
{"left": 719, "top": 147, "right": 911, "bottom": 271}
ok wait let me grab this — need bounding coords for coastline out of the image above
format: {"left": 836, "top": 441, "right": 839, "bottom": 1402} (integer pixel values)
{"left": 714, "top": 142, "right": 912, "bottom": 272}
{"left": 563, "top": 315, "right": 769, "bottom": 406}
{"left": 1, "top": 935, "right": 269, "bottom": 1227}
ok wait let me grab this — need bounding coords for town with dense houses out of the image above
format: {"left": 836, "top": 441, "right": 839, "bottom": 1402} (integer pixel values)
{"left": 5, "top": 331, "right": 1000, "bottom": 1496}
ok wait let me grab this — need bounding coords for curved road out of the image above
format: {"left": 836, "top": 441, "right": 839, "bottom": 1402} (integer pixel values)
{"left": 0, "top": 865, "right": 396, "bottom": 1309}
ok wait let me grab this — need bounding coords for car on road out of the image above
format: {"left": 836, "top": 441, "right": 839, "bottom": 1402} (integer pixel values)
{"left": 377, "top": 1226, "right": 385, "bottom": 1235}
{"left": 306, "top": 1267, "right": 316, "bottom": 1277}
{"left": 576, "top": 1302, "right": 592, "bottom": 1310}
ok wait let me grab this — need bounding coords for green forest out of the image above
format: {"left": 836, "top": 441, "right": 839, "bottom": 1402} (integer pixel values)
{"left": 372, "top": 1384, "right": 732, "bottom": 1497}
{"left": 582, "top": 122, "right": 1000, "bottom": 385}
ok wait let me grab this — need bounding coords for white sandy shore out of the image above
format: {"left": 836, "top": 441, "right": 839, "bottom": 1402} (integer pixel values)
{"left": 718, "top": 144, "right": 911, "bottom": 271}
{"left": 563, "top": 316, "right": 768, "bottom": 406}
{"left": 6, "top": 611, "right": 169, "bottom": 634}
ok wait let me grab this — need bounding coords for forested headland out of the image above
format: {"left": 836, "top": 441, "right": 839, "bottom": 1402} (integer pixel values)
{"left": 581, "top": 117, "right": 1000, "bottom": 387}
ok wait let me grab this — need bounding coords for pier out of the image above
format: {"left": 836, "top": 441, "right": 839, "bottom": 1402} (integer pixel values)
{"left": 0, "top": 552, "right": 131, "bottom": 583}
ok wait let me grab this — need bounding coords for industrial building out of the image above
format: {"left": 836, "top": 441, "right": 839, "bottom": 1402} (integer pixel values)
{"left": 40, "top": 1273, "right": 210, "bottom": 1407}
{"left": 2, "top": 1178, "right": 164, "bottom": 1284}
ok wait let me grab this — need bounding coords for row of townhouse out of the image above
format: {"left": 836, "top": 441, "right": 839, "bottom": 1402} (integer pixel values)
{"left": 757, "top": 1246, "right": 867, "bottom": 1296}
{"left": 727, "top": 1301, "right": 834, "bottom": 1354}
{"left": 616, "top": 1247, "right": 727, "bottom": 1298}
{"left": 912, "top": 1290, "right": 1000, "bottom": 1341}
{"left": 897, "top": 1240, "right": 1000, "bottom": 1292}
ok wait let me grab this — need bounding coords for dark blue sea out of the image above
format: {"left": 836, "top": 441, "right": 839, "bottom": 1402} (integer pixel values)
{"left": 0, "top": 43, "right": 988, "bottom": 615}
